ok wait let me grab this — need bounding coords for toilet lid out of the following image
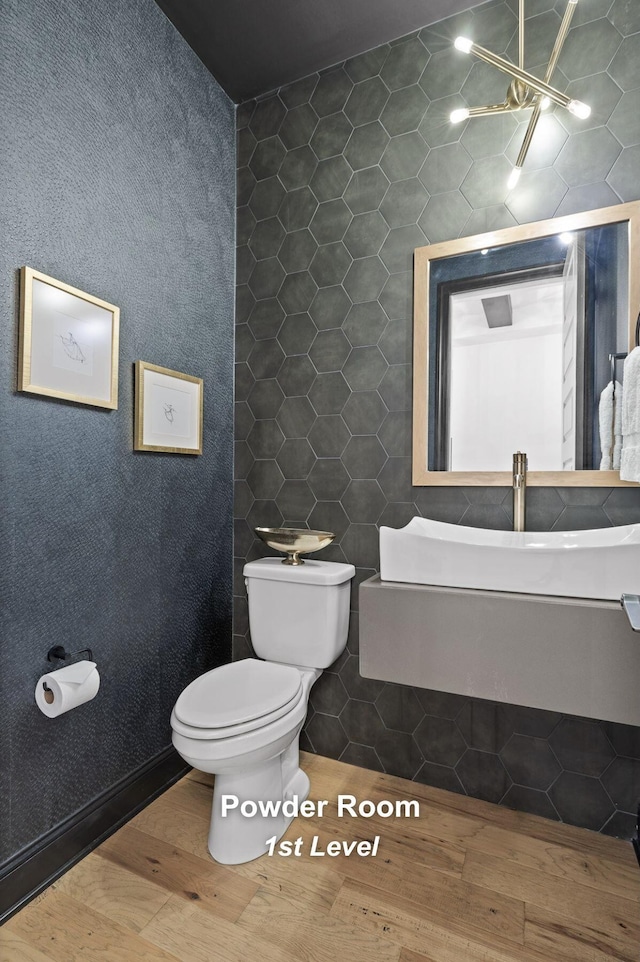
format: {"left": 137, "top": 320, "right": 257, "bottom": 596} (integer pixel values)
{"left": 173, "top": 658, "right": 303, "bottom": 731}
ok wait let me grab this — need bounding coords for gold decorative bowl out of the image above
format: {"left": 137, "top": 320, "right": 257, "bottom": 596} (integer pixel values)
{"left": 254, "top": 527, "right": 335, "bottom": 565}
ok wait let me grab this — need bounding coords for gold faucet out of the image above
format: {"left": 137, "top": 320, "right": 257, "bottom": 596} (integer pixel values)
{"left": 512, "top": 452, "right": 527, "bottom": 532}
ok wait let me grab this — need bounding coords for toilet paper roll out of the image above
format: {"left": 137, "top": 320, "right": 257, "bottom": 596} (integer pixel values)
{"left": 35, "top": 660, "right": 100, "bottom": 718}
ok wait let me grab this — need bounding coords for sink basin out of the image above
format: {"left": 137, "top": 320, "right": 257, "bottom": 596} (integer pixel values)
{"left": 379, "top": 517, "right": 640, "bottom": 601}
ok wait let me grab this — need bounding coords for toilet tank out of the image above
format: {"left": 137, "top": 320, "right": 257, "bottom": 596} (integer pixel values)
{"left": 244, "top": 558, "right": 355, "bottom": 669}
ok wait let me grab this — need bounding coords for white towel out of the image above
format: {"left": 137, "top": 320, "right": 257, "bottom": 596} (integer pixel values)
{"left": 599, "top": 380, "right": 622, "bottom": 470}
{"left": 620, "top": 348, "right": 640, "bottom": 482}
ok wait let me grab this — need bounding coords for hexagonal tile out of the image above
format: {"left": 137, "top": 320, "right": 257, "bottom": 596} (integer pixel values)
{"left": 278, "top": 186, "right": 317, "bottom": 231}
{"left": 277, "top": 312, "right": 316, "bottom": 356}
{"left": 379, "top": 271, "right": 413, "bottom": 321}
{"left": 342, "top": 479, "right": 387, "bottom": 523}
{"left": 342, "top": 435, "right": 387, "bottom": 479}
{"left": 275, "top": 479, "right": 315, "bottom": 521}
{"left": 249, "top": 175, "right": 286, "bottom": 220}
{"left": 246, "top": 419, "right": 285, "bottom": 459}
{"left": 343, "top": 211, "right": 389, "bottom": 258}
{"left": 419, "top": 94, "right": 472, "bottom": 149}
{"left": 376, "top": 457, "right": 414, "bottom": 503}
{"left": 419, "top": 46, "right": 472, "bottom": 102}
{"left": 501, "top": 785, "right": 560, "bottom": 822}
{"left": 277, "top": 271, "right": 318, "bottom": 314}
{"left": 237, "top": 205, "right": 256, "bottom": 247}
{"left": 500, "top": 734, "right": 562, "bottom": 790}
{"left": 249, "top": 135, "right": 285, "bottom": 181}
{"left": 344, "top": 121, "right": 390, "bottom": 170}
{"left": 308, "top": 371, "right": 350, "bottom": 414}
{"left": 309, "top": 329, "right": 351, "bottom": 374}
{"left": 376, "top": 684, "right": 424, "bottom": 734}
{"left": 278, "top": 145, "right": 318, "bottom": 191}
{"left": 343, "top": 257, "right": 390, "bottom": 303}
{"left": 308, "top": 242, "right": 352, "bottom": 287}
{"left": 247, "top": 298, "right": 284, "bottom": 341}
{"left": 278, "top": 102, "right": 318, "bottom": 151}
{"left": 608, "top": 145, "right": 640, "bottom": 201}
{"left": 378, "top": 364, "right": 411, "bottom": 412}
{"left": 308, "top": 459, "right": 350, "bottom": 500}
{"left": 343, "top": 301, "right": 388, "bottom": 348}
{"left": 311, "top": 66, "right": 354, "bottom": 118}
{"left": 562, "top": 18, "right": 623, "bottom": 82}
{"left": 308, "top": 198, "right": 352, "bottom": 246}
{"left": 278, "top": 354, "right": 316, "bottom": 396}
{"left": 277, "top": 395, "right": 316, "bottom": 438}
{"left": 378, "top": 318, "right": 411, "bottom": 366}
{"left": 238, "top": 165, "right": 257, "bottom": 207}
{"left": 378, "top": 409, "right": 411, "bottom": 458}
{"left": 418, "top": 192, "right": 472, "bottom": 244}
{"left": 276, "top": 437, "right": 315, "bottom": 479}
{"left": 419, "top": 141, "right": 472, "bottom": 195}
{"left": 341, "top": 522, "right": 380, "bottom": 568}
{"left": 555, "top": 127, "right": 622, "bottom": 187}
{"left": 344, "top": 167, "right": 391, "bottom": 215}
{"left": 340, "top": 743, "right": 385, "bottom": 771}
{"left": 381, "top": 35, "right": 430, "bottom": 91}
{"left": 460, "top": 155, "right": 512, "bottom": 209}
{"left": 505, "top": 167, "right": 568, "bottom": 222}
{"left": 310, "top": 671, "right": 349, "bottom": 716}
{"left": 308, "top": 500, "right": 350, "bottom": 540}
{"left": 247, "top": 379, "right": 284, "bottom": 420}
{"left": 380, "top": 178, "right": 429, "bottom": 228}
{"left": 379, "top": 225, "right": 427, "bottom": 274}
{"left": 305, "top": 712, "right": 349, "bottom": 758}
{"left": 342, "top": 345, "right": 388, "bottom": 392}
{"left": 460, "top": 62, "right": 506, "bottom": 114}
{"left": 246, "top": 338, "right": 284, "bottom": 380}
{"left": 345, "top": 77, "right": 389, "bottom": 127}
{"left": 278, "top": 229, "right": 318, "bottom": 273}
{"left": 549, "top": 771, "right": 615, "bottom": 831}
{"left": 308, "top": 415, "right": 350, "bottom": 457}
{"left": 342, "top": 390, "right": 388, "bottom": 436}
{"left": 310, "top": 112, "right": 353, "bottom": 160}
{"left": 375, "top": 730, "right": 424, "bottom": 779}
{"left": 380, "top": 85, "right": 430, "bottom": 138}
{"left": 238, "top": 126, "right": 257, "bottom": 168}
{"left": 250, "top": 258, "right": 286, "bottom": 305}
{"left": 345, "top": 44, "right": 389, "bottom": 84}
{"left": 249, "top": 96, "right": 286, "bottom": 140}
{"left": 460, "top": 111, "right": 518, "bottom": 161}
{"left": 609, "top": 0, "right": 640, "bottom": 35}
{"left": 608, "top": 91, "right": 640, "bottom": 148}
{"left": 549, "top": 718, "right": 615, "bottom": 776}
{"left": 414, "top": 715, "right": 466, "bottom": 766}
{"left": 310, "top": 155, "right": 352, "bottom": 202}
{"left": 456, "top": 750, "right": 511, "bottom": 804}
{"left": 380, "top": 132, "right": 429, "bottom": 183}
{"left": 339, "top": 699, "right": 385, "bottom": 743}
{"left": 280, "top": 75, "right": 318, "bottom": 110}
{"left": 246, "top": 459, "right": 284, "bottom": 499}
{"left": 237, "top": 245, "right": 256, "bottom": 286}
{"left": 309, "top": 285, "right": 352, "bottom": 331}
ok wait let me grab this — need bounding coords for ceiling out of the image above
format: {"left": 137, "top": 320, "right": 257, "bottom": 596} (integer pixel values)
{"left": 154, "top": 0, "right": 484, "bottom": 103}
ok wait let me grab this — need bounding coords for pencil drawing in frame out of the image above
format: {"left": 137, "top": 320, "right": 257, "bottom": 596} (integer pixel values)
{"left": 134, "top": 361, "right": 203, "bottom": 455}
{"left": 18, "top": 266, "right": 120, "bottom": 409}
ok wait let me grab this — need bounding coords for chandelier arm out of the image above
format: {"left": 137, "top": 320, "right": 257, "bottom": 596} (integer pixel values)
{"left": 515, "top": 103, "right": 542, "bottom": 170}
{"left": 544, "top": 0, "right": 578, "bottom": 83}
{"left": 519, "top": 0, "right": 525, "bottom": 70}
{"left": 460, "top": 41, "right": 572, "bottom": 110}
{"left": 468, "top": 102, "right": 517, "bottom": 118}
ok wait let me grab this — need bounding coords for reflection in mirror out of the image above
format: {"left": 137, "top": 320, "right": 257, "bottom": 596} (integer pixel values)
{"left": 413, "top": 202, "right": 640, "bottom": 486}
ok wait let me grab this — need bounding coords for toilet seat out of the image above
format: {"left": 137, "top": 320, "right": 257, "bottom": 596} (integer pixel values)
{"left": 172, "top": 659, "right": 304, "bottom": 740}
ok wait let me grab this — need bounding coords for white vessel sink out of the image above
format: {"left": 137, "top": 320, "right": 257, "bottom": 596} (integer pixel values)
{"left": 379, "top": 517, "right": 640, "bottom": 601}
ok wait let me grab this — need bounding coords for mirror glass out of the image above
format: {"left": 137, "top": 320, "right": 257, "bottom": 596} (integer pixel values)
{"left": 413, "top": 202, "right": 640, "bottom": 486}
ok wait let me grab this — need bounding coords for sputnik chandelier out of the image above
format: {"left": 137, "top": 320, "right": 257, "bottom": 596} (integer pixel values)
{"left": 450, "top": 0, "right": 590, "bottom": 189}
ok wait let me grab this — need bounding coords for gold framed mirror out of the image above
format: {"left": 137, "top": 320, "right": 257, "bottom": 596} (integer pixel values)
{"left": 412, "top": 201, "right": 640, "bottom": 486}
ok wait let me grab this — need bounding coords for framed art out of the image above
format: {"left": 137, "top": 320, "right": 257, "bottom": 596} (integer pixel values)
{"left": 134, "top": 361, "right": 203, "bottom": 455}
{"left": 19, "top": 266, "right": 120, "bottom": 409}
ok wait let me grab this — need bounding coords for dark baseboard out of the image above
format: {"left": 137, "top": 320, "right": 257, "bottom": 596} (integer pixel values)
{"left": 0, "top": 746, "right": 189, "bottom": 924}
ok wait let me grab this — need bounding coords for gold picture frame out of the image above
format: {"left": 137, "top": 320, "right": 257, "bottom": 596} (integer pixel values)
{"left": 134, "top": 361, "right": 203, "bottom": 455}
{"left": 19, "top": 266, "right": 120, "bottom": 409}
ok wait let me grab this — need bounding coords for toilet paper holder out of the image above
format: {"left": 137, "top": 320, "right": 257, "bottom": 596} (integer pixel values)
{"left": 46, "top": 644, "right": 93, "bottom": 664}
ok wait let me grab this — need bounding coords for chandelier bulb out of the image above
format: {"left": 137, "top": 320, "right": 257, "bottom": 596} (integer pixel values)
{"left": 507, "top": 167, "right": 522, "bottom": 191}
{"left": 450, "top": 107, "right": 470, "bottom": 124}
{"left": 454, "top": 36, "right": 473, "bottom": 54}
{"left": 539, "top": 96, "right": 551, "bottom": 111}
{"left": 567, "top": 99, "right": 591, "bottom": 119}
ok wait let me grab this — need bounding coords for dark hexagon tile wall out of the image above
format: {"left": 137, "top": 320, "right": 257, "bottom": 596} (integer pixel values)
{"left": 235, "top": 0, "right": 640, "bottom": 838}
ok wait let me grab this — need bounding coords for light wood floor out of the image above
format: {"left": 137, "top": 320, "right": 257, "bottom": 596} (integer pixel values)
{"left": 3, "top": 752, "right": 639, "bottom": 962}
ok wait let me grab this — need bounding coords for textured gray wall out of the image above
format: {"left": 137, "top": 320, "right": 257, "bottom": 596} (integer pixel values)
{"left": 235, "top": 0, "right": 640, "bottom": 835}
{"left": 0, "top": 0, "right": 235, "bottom": 864}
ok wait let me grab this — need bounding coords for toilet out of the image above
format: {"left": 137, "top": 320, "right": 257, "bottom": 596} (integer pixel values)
{"left": 170, "top": 556, "right": 355, "bottom": 864}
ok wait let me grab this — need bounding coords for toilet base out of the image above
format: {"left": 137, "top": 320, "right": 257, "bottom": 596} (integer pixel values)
{"left": 208, "top": 737, "right": 310, "bottom": 864}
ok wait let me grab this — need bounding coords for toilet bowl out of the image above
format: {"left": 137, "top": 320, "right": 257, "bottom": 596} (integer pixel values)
{"left": 170, "top": 558, "right": 355, "bottom": 864}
